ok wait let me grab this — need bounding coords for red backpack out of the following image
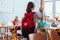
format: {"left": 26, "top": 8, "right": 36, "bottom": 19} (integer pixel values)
{"left": 22, "top": 12, "right": 35, "bottom": 29}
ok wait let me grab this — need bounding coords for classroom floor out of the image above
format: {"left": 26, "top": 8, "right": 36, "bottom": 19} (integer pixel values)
{"left": 0, "top": 37, "right": 27, "bottom": 40}
{"left": 0, "top": 37, "right": 11, "bottom": 40}
{"left": 0, "top": 38, "right": 2, "bottom": 40}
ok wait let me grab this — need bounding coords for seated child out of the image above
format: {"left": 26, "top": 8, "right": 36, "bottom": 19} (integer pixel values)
{"left": 37, "top": 20, "right": 47, "bottom": 33}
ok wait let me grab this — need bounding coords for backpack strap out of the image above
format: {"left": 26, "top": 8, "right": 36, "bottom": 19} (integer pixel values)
{"left": 24, "top": 12, "right": 36, "bottom": 19}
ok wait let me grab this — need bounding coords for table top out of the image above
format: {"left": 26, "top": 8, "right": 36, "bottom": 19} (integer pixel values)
{"left": 0, "top": 25, "right": 15, "bottom": 28}
{"left": 46, "top": 27, "right": 57, "bottom": 29}
{"left": 45, "top": 27, "right": 60, "bottom": 30}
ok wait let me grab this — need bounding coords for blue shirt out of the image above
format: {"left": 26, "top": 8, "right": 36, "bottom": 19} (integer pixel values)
{"left": 37, "top": 21, "right": 46, "bottom": 29}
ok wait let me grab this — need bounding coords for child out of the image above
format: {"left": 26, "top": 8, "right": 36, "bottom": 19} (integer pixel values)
{"left": 37, "top": 20, "right": 47, "bottom": 32}
{"left": 22, "top": 2, "right": 43, "bottom": 40}
{"left": 10, "top": 16, "right": 22, "bottom": 40}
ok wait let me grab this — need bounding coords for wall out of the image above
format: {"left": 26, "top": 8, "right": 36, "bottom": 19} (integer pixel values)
{"left": 0, "top": 0, "right": 40, "bottom": 25}
{"left": 0, "top": 0, "right": 40, "bottom": 37}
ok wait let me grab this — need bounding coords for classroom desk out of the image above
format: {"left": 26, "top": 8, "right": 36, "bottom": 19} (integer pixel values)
{"left": 0, "top": 26, "right": 17, "bottom": 40}
{"left": 45, "top": 27, "right": 60, "bottom": 36}
{"left": 29, "top": 27, "right": 60, "bottom": 40}
{"left": 45, "top": 27, "right": 60, "bottom": 40}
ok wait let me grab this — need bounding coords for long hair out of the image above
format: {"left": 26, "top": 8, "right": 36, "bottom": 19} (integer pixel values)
{"left": 26, "top": 2, "right": 34, "bottom": 13}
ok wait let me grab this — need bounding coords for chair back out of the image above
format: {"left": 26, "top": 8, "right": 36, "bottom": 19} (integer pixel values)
{"left": 51, "top": 30, "right": 59, "bottom": 40}
{"left": 29, "top": 33, "right": 46, "bottom": 40}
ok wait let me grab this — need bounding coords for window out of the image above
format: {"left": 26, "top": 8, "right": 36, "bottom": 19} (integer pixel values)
{"left": 44, "top": 2, "right": 53, "bottom": 18}
{"left": 55, "top": 1, "right": 60, "bottom": 18}
{"left": 56, "top": 0, "right": 60, "bottom": 1}
{"left": 44, "top": 0, "right": 53, "bottom": 2}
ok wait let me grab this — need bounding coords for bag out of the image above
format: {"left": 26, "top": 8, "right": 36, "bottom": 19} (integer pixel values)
{"left": 22, "top": 12, "right": 35, "bottom": 29}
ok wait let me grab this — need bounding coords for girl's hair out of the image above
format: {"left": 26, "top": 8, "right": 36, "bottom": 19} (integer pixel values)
{"left": 26, "top": 2, "right": 34, "bottom": 13}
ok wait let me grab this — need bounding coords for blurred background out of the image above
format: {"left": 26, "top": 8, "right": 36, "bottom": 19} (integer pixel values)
{"left": 0, "top": 0, "right": 60, "bottom": 25}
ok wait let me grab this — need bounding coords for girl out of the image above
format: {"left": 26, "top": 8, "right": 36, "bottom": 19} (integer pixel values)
{"left": 22, "top": 2, "right": 43, "bottom": 40}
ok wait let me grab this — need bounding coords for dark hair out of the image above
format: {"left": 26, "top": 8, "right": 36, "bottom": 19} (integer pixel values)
{"left": 26, "top": 2, "right": 34, "bottom": 13}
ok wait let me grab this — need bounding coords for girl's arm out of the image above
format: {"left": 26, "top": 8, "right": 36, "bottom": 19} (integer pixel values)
{"left": 36, "top": 23, "right": 40, "bottom": 32}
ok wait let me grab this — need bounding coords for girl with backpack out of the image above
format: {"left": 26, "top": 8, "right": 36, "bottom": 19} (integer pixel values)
{"left": 22, "top": 2, "right": 43, "bottom": 40}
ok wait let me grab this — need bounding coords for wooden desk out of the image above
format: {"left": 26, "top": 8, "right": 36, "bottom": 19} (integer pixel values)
{"left": 45, "top": 27, "right": 60, "bottom": 40}
{"left": 0, "top": 26, "right": 17, "bottom": 40}
{"left": 36, "top": 27, "right": 60, "bottom": 40}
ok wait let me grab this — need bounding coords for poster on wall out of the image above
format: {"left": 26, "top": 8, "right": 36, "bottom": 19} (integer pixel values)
{"left": 0, "top": 0, "right": 14, "bottom": 13}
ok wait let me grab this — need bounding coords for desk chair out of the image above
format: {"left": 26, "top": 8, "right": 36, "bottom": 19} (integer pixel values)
{"left": 51, "top": 30, "right": 59, "bottom": 40}
{"left": 29, "top": 33, "right": 46, "bottom": 40}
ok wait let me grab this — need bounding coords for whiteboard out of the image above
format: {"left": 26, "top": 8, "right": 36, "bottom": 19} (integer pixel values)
{"left": 0, "top": 0, "right": 14, "bottom": 13}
